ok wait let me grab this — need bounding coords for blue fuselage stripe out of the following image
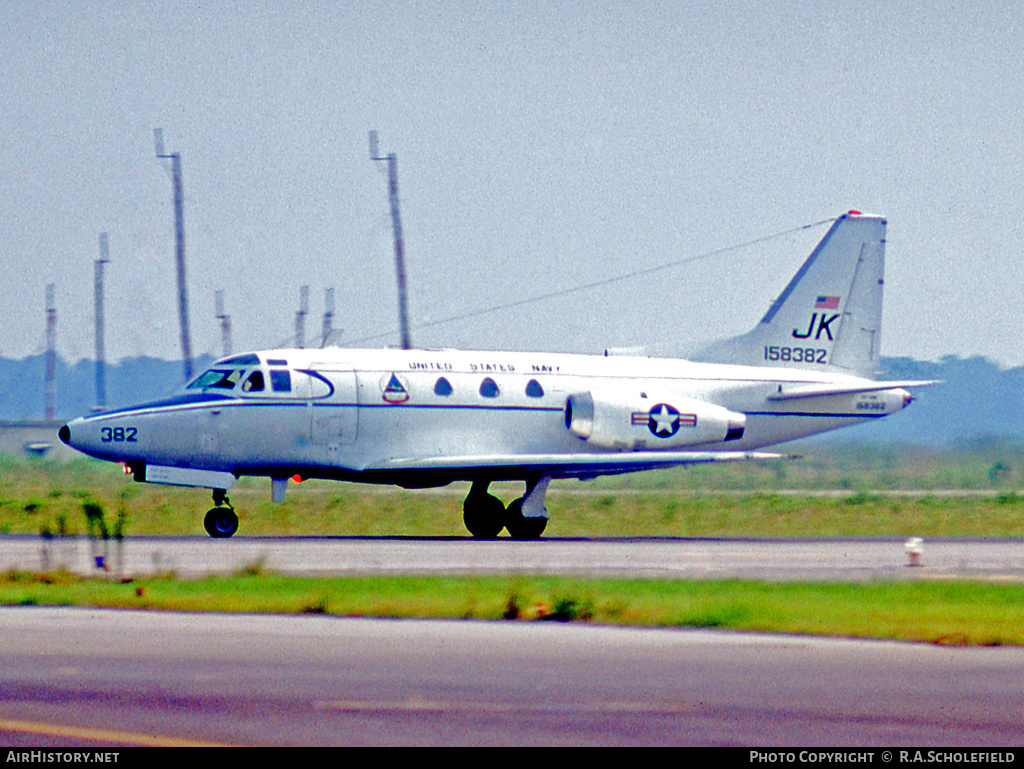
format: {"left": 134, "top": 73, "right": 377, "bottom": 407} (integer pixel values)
{"left": 82, "top": 400, "right": 566, "bottom": 421}
{"left": 83, "top": 400, "right": 880, "bottom": 423}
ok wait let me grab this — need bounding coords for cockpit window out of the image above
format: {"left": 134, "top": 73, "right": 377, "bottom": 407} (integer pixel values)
{"left": 242, "top": 371, "right": 265, "bottom": 392}
{"left": 188, "top": 368, "right": 245, "bottom": 390}
{"left": 270, "top": 369, "right": 292, "bottom": 393}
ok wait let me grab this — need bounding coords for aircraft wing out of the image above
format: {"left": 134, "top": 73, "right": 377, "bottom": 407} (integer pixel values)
{"left": 766, "top": 380, "right": 937, "bottom": 401}
{"left": 368, "top": 450, "right": 784, "bottom": 479}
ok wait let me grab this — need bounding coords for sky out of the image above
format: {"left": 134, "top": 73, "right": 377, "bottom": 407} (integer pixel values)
{"left": 2, "top": 1, "right": 1023, "bottom": 369}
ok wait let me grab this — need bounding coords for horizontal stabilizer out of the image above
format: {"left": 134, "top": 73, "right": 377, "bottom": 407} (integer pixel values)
{"left": 766, "top": 380, "right": 937, "bottom": 401}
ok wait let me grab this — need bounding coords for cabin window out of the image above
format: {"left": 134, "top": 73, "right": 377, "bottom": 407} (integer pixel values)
{"left": 479, "top": 377, "right": 499, "bottom": 398}
{"left": 270, "top": 370, "right": 292, "bottom": 393}
{"left": 267, "top": 358, "right": 288, "bottom": 366}
{"left": 242, "top": 371, "right": 265, "bottom": 392}
{"left": 188, "top": 368, "right": 244, "bottom": 390}
{"left": 525, "top": 379, "right": 544, "bottom": 398}
{"left": 434, "top": 377, "right": 453, "bottom": 396}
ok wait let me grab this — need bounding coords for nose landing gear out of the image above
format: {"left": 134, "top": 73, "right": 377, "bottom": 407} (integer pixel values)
{"left": 204, "top": 488, "right": 239, "bottom": 538}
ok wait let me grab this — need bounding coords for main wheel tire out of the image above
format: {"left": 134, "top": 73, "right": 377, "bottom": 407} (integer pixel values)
{"left": 204, "top": 507, "right": 239, "bottom": 538}
{"left": 463, "top": 493, "right": 506, "bottom": 539}
{"left": 504, "top": 498, "right": 548, "bottom": 540}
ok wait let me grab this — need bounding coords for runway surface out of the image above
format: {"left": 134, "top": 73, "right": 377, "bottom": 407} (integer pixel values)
{"left": 1, "top": 533, "right": 1022, "bottom": 581}
{"left": 3, "top": 536, "right": 1023, "bottom": 746}
{"left": 3, "top": 607, "right": 1024, "bottom": 747}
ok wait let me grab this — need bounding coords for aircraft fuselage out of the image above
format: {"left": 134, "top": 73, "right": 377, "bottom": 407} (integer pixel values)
{"left": 61, "top": 346, "right": 909, "bottom": 487}
{"left": 57, "top": 211, "right": 926, "bottom": 539}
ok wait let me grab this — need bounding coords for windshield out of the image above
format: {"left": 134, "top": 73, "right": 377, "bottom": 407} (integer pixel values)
{"left": 187, "top": 368, "right": 246, "bottom": 390}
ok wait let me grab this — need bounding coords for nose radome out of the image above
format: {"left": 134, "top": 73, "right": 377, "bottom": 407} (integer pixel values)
{"left": 59, "top": 424, "right": 71, "bottom": 445}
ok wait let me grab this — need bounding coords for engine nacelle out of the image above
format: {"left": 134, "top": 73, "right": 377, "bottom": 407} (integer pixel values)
{"left": 564, "top": 390, "right": 745, "bottom": 450}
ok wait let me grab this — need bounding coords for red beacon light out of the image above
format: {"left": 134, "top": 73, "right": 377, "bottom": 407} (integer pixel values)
{"left": 847, "top": 209, "right": 862, "bottom": 216}
{"left": 292, "top": 474, "right": 304, "bottom": 484}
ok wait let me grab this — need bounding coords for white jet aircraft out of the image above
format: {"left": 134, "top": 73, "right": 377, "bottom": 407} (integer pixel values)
{"left": 60, "top": 211, "right": 929, "bottom": 539}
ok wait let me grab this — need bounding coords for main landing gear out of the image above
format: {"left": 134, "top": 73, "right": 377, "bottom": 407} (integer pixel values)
{"left": 463, "top": 477, "right": 551, "bottom": 540}
{"left": 199, "top": 478, "right": 550, "bottom": 540}
{"left": 204, "top": 488, "right": 239, "bottom": 538}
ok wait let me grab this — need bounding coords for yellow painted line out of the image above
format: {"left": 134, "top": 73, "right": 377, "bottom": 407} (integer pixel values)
{"left": 0, "top": 717, "right": 231, "bottom": 747}
{"left": 315, "top": 699, "right": 699, "bottom": 715}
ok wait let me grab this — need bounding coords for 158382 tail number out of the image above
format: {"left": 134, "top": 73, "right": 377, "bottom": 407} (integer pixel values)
{"left": 763, "top": 346, "right": 828, "bottom": 364}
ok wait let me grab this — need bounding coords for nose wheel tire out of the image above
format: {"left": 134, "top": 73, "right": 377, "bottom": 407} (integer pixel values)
{"left": 204, "top": 507, "right": 239, "bottom": 538}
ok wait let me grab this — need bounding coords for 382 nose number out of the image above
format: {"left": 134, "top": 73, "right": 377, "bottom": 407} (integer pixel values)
{"left": 101, "top": 427, "right": 138, "bottom": 442}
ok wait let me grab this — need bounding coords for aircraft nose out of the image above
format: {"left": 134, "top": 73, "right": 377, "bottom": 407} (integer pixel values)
{"left": 59, "top": 424, "right": 71, "bottom": 445}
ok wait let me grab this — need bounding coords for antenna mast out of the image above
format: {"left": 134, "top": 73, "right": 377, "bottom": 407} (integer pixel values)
{"left": 45, "top": 284, "right": 56, "bottom": 422}
{"left": 321, "top": 287, "right": 335, "bottom": 348}
{"left": 369, "top": 130, "right": 412, "bottom": 349}
{"left": 215, "top": 289, "right": 232, "bottom": 357}
{"left": 154, "top": 128, "right": 194, "bottom": 383}
{"left": 94, "top": 233, "right": 110, "bottom": 410}
{"left": 295, "top": 285, "right": 309, "bottom": 349}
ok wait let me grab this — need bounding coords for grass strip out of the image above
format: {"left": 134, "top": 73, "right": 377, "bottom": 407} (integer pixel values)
{"left": 6, "top": 479, "right": 1024, "bottom": 538}
{"left": 5, "top": 456, "right": 1024, "bottom": 538}
{"left": 3, "top": 570, "right": 1023, "bottom": 647}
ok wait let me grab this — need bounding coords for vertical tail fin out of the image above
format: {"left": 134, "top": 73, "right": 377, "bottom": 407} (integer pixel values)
{"left": 695, "top": 211, "right": 886, "bottom": 377}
